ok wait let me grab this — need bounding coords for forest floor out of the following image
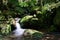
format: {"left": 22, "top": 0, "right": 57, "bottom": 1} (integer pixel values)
{"left": 0, "top": 32, "right": 60, "bottom": 40}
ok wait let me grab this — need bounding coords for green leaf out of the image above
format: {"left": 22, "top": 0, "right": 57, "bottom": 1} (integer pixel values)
{"left": 20, "top": 15, "right": 33, "bottom": 23}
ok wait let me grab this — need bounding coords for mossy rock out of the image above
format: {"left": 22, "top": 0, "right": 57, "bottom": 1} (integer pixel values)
{"left": 32, "top": 32, "right": 43, "bottom": 38}
{"left": 23, "top": 29, "right": 43, "bottom": 38}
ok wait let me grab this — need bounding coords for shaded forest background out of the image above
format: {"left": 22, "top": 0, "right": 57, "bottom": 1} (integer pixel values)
{"left": 0, "top": 0, "right": 60, "bottom": 35}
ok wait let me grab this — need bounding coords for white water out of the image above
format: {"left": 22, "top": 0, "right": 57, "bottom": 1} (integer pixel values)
{"left": 13, "top": 18, "right": 26, "bottom": 37}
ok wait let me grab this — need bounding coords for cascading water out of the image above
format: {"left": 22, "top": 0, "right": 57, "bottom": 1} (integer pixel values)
{"left": 13, "top": 18, "right": 26, "bottom": 37}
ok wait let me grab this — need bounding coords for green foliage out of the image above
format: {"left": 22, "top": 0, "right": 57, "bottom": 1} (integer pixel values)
{"left": 42, "top": 2, "right": 60, "bottom": 14}
{"left": 20, "top": 1, "right": 60, "bottom": 32}
{"left": 20, "top": 15, "right": 33, "bottom": 23}
{"left": 0, "top": 16, "right": 6, "bottom": 20}
{"left": 19, "top": 2, "right": 28, "bottom": 7}
{"left": 18, "top": 0, "right": 37, "bottom": 7}
{"left": 0, "top": 0, "right": 60, "bottom": 34}
{"left": 47, "top": 25, "right": 56, "bottom": 32}
{"left": 1, "top": 24, "right": 11, "bottom": 35}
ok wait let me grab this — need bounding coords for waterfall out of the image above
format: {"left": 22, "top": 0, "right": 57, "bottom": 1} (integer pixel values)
{"left": 13, "top": 18, "right": 26, "bottom": 37}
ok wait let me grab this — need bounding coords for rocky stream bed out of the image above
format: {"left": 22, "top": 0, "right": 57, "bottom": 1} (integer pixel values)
{"left": 0, "top": 32, "right": 60, "bottom": 40}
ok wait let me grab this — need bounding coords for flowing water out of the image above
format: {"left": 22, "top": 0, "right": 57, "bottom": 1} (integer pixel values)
{"left": 13, "top": 19, "right": 26, "bottom": 37}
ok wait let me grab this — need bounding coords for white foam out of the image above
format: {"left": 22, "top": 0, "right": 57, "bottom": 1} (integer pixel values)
{"left": 13, "top": 18, "right": 26, "bottom": 37}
